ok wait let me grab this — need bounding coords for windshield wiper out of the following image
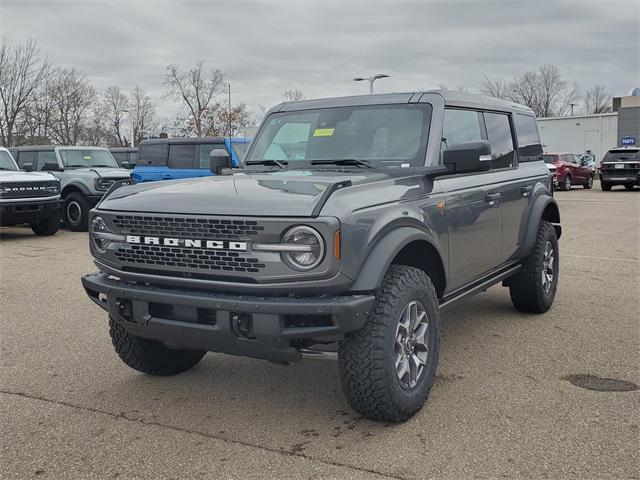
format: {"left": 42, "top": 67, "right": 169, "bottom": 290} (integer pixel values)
{"left": 92, "top": 164, "right": 117, "bottom": 168}
{"left": 245, "top": 159, "right": 288, "bottom": 169}
{"left": 311, "top": 159, "right": 373, "bottom": 168}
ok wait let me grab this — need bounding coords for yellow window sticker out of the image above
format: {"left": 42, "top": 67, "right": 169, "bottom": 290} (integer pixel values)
{"left": 84, "top": 155, "right": 92, "bottom": 160}
{"left": 313, "top": 128, "right": 335, "bottom": 137}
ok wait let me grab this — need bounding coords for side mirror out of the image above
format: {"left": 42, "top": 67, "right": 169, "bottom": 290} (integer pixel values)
{"left": 209, "top": 149, "right": 231, "bottom": 175}
{"left": 121, "top": 161, "right": 131, "bottom": 169}
{"left": 42, "top": 162, "right": 63, "bottom": 171}
{"left": 443, "top": 140, "right": 492, "bottom": 174}
{"left": 22, "top": 163, "right": 34, "bottom": 172}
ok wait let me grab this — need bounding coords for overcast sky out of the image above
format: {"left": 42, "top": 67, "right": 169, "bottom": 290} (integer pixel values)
{"left": 1, "top": 0, "right": 638, "bottom": 121}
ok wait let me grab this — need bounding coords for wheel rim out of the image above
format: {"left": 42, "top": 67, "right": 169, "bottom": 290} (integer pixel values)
{"left": 565, "top": 176, "right": 571, "bottom": 189}
{"left": 66, "top": 201, "right": 82, "bottom": 225}
{"left": 394, "top": 300, "right": 429, "bottom": 389}
{"left": 587, "top": 177, "right": 593, "bottom": 187}
{"left": 541, "top": 241, "right": 555, "bottom": 294}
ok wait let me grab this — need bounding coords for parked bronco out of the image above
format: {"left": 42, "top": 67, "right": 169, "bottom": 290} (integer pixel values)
{"left": 0, "top": 147, "right": 62, "bottom": 236}
{"left": 82, "top": 91, "right": 561, "bottom": 422}
{"left": 10, "top": 146, "right": 131, "bottom": 231}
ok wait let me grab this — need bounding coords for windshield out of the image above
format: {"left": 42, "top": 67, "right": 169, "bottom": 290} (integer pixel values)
{"left": 246, "top": 104, "right": 431, "bottom": 168}
{"left": 0, "top": 150, "right": 18, "bottom": 171}
{"left": 59, "top": 149, "right": 118, "bottom": 168}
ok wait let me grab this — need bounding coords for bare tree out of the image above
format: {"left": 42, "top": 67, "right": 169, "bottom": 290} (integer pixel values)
{"left": 130, "top": 85, "right": 155, "bottom": 144}
{"left": 216, "top": 103, "right": 251, "bottom": 136}
{"left": 48, "top": 68, "right": 97, "bottom": 145}
{"left": 164, "top": 61, "right": 225, "bottom": 136}
{"left": 437, "top": 84, "right": 468, "bottom": 93}
{"left": 479, "top": 76, "right": 513, "bottom": 100}
{"left": 282, "top": 89, "right": 305, "bottom": 102}
{"left": 583, "top": 85, "right": 612, "bottom": 114}
{"left": 0, "top": 38, "right": 50, "bottom": 146}
{"left": 103, "top": 86, "right": 130, "bottom": 146}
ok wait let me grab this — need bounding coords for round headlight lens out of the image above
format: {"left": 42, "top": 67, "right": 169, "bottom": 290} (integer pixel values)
{"left": 91, "top": 216, "right": 110, "bottom": 253}
{"left": 281, "top": 226, "right": 325, "bottom": 271}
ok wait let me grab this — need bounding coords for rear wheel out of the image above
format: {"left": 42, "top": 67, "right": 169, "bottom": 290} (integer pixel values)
{"left": 339, "top": 265, "right": 441, "bottom": 422}
{"left": 560, "top": 175, "right": 571, "bottom": 191}
{"left": 30, "top": 211, "right": 61, "bottom": 236}
{"left": 508, "top": 221, "right": 559, "bottom": 313}
{"left": 63, "top": 192, "right": 89, "bottom": 231}
{"left": 583, "top": 176, "right": 593, "bottom": 189}
{"left": 625, "top": 184, "right": 635, "bottom": 191}
{"left": 601, "top": 181, "right": 612, "bottom": 191}
{"left": 109, "top": 318, "right": 206, "bottom": 375}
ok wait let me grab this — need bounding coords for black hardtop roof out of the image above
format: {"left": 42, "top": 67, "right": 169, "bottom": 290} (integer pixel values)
{"left": 10, "top": 145, "right": 109, "bottom": 151}
{"left": 139, "top": 136, "right": 225, "bottom": 146}
{"left": 273, "top": 89, "right": 534, "bottom": 115}
{"left": 109, "top": 147, "right": 138, "bottom": 152}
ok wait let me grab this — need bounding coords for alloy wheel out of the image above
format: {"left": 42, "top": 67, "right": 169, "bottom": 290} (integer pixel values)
{"left": 66, "top": 201, "right": 82, "bottom": 225}
{"left": 395, "top": 300, "right": 429, "bottom": 389}
{"left": 541, "top": 241, "right": 555, "bottom": 293}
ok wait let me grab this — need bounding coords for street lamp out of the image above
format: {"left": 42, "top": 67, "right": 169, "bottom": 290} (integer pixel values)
{"left": 122, "top": 109, "right": 135, "bottom": 147}
{"left": 353, "top": 74, "right": 390, "bottom": 94}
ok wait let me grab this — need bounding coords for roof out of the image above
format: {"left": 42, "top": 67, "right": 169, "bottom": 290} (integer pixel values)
{"left": 275, "top": 89, "right": 533, "bottom": 114}
{"left": 10, "top": 145, "right": 109, "bottom": 151}
{"left": 109, "top": 147, "right": 138, "bottom": 152}
{"left": 139, "top": 136, "right": 225, "bottom": 146}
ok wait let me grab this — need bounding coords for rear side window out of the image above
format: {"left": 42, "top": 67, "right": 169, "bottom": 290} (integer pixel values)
{"left": 197, "top": 143, "right": 225, "bottom": 168}
{"left": 129, "top": 152, "right": 137, "bottom": 163}
{"left": 138, "top": 143, "right": 167, "bottom": 165}
{"left": 16, "top": 151, "right": 36, "bottom": 168}
{"left": 112, "top": 152, "right": 128, "bottom": 165}
{"left": 515, "top": 114, "right": 543, "bottom": 160}
{"left": 168, "top": 144, "right": 195, "bottom": 169}
{"left": 36, "top": 151, "right": 58, "bottom": 170}
{"left": 442, "top": 109, "right": 482, "bottom": 150}
{"left": 484, "top": 112, "right": 516, "bottom": 169}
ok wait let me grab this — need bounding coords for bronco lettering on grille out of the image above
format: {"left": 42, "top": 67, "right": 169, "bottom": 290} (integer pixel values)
{"left": 125, "top": 235, "right": 248, "bottom": 251}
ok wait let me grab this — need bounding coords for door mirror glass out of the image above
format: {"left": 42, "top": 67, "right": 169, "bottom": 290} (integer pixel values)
{"left": 442, "top": 140, "right": 492, "bottom": 174}
{"left": 209, "top": 149, "right": 231, "bottom": 175}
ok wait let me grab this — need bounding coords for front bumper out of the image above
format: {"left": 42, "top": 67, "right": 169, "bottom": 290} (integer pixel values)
{"left": 0, "top": 197, "right": 62, "bottom": 226}
{"left": 82, "top": 272, "right": 375, "bottom": 363}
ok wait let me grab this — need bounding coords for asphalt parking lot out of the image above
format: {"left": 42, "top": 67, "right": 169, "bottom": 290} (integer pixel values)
{"left": 1, "top": 181, "right": 638, "bottom": 479}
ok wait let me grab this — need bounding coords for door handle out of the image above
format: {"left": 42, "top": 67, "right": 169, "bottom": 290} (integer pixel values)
{"left": 484, "top": 193, "right": 501, "bottom": 207}
{"left": 520, "top": 185, "right": 533, "bottom": 197}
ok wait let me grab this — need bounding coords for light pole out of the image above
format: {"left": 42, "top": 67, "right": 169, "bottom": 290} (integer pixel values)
{"left": 122, "top": 109, "right": 135, "bottom": 147}
{"left": 569, "top": 103, "right": 577, "bottom": 116}
{"left": 353, "top": 74, "right": 390, "bottom": 94}
{"left": 227, "top": 83, "right": 232, "bottom": 138}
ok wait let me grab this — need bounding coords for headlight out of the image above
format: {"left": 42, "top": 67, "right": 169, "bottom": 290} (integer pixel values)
{"left": 94, "top": 178, "right": 114, "bottom": 191}
{"left": 44, "top": 182, "right": 60, "bottom": 194}
{"left": 91, "top": 216, "right": 112, "bottom": 254}
{"left": 280, "top": 226, "right": 325, "bottom": 271}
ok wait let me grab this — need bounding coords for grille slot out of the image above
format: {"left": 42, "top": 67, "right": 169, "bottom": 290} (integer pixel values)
{"left": 1, "top": 181, "right": 58, "bottom": 198}
{"left": 115, "top": 244, "right": 266, "bottom": 273}
{"left": 112, "top": 215, "right": 264, "bottom": 239}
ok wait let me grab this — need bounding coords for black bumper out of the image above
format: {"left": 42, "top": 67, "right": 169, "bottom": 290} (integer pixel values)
{"left": 82, "top": 272, "right": 375, "bottom": 363}
{"left": 0, "top": 198, "right": 62, "bottom": 226}
{"left": 600, "top": 173, "right": 640, "bottom": 185}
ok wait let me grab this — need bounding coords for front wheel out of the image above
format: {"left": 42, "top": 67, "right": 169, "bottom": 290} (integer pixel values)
{"left": 63, "top": 192, "right": 90, "bottom": 231}
{"left": 583, "top": 176, "right": 593, "bottom": 189}
{"left": 109, "top": 318, "right": 206, "bottom": 375}
{"left": 508, "top": 220, "right": 559, "bottom": 313}
{"left": 559, "top": 175, "right": 571, "bottom": 191}
{"left": 30, "top": 211, "right": 61, "bottom": 236}
{"left": 339, "top": 265, "right": 441, "bottom": 422}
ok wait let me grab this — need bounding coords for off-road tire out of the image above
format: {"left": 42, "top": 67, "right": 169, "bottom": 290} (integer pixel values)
{"left": 109, "top": 317, "right": 206, "bottom": 375}
{"left": 601, "top": 181, "right": 612, "bottom": 191}
{"left": 583, "top": 176, "right": 593, "bottom": 189}
{"left": 63, "top": 192, "right": 90, "bottom": 231}
{"left": 30, "top": 211, "right": 61, "bottom": 236}
{"left": 625, "top": 184, "right": 635, "bottom": 191}
{"left": 508, "top": 220, "right": 559, "bottom": 313}
{"left": 559, "top": 174, "right": 571, "bottom": 191}
{"left": 338, "top": 265, "right": 441, "bottom": 422}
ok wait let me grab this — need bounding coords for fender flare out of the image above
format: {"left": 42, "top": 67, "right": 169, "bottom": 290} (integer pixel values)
{"left": 349, "top": 227, "right": 445, "bottom": 292}
{"left": 61, "top": 182, "right": 92, "bottom": 198}
{"left": 520, "top": 195, "right": 561, "bottom": 257}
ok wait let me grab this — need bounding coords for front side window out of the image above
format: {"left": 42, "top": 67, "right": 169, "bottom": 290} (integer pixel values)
{"left": 442, "top": 109, "right": 482, "bottom": 150}
{"left": 484, "top": 112, "right": 516, "bottom": 169}
{"left": 248, "top": 104, "right": 431, "bottom": 167}
{"left": 168, "top": 144, "right": 195, "bottom": 169}
{"left": 515, "top": 114, "right": 543, "bottom": 160}
{"left": 59, "top": 149, "right": 118, "bottom": 168}
{"left": 0, "top": 150, "right": 17, "bottom": 170}
{"left": 36, "top": 151, "right": 58, "bottom": 170}
{"left": 16, "top": 151, "right": 36, "bottom": 169}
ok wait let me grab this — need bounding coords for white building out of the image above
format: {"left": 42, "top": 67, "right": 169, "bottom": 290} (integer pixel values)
{"left": 537, "top": 113, "right": 618, "bottom": 160}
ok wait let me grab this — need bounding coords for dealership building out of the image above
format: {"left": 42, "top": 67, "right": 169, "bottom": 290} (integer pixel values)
{"left": 537, "top": 94, "right": 640, "bottom": 160}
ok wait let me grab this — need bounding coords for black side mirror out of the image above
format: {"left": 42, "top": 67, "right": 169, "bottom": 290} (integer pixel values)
{"left": 121, "top": 161, "right": 131, "bottom": 169}
{"left": 209, "top": 149, "right": 231, "bottom": 175}
{"left": 22, "top": 163, "right": 34, "bottom": 172}
{"left": 42, "top": 162, "right": 64, "bottom": 171}
{"left": 443, "top": 140, "right": 492, "bottom": 174}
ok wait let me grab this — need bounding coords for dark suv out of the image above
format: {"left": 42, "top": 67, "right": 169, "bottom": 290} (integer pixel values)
{"left": 82, "top": 91, "right": 561, "bottom": 422}
{"left": 599, "top": 147, "right": 640, "bottom": 191}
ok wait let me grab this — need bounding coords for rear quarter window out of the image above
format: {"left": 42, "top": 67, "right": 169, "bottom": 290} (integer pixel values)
{"left": 515, "top": 114, "right": 543, "bottom": 160}
{"left": 138, "top": 143, "right": 168, "bottom": 165}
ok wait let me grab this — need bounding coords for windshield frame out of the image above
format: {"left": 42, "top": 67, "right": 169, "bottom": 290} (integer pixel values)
{"left": 244, "top": 103, "right": 432, "bottom": 170}
{"left": 0, "top": 150, "right": 19, "bottom": 171}
{"left": 58, "top": 147, "right": 119, "bottom": 168}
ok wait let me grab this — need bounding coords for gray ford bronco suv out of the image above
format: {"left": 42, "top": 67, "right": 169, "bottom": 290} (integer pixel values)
{"left": 82, "top": 91, "right": 561, "bottom": 422}
{"left": 0, "top": 147, "right": 62, "bottom": 236}
{"left": 10, "top": 146, "right": 131, "bottom": 231}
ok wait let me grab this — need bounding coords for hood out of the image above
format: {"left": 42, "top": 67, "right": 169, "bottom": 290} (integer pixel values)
{"left": 99, "top": 170, "right": 391, "bottom": 216}
{"left": 0, "top": 170, "right": 58, "bottom": 182}
{"left": 70, "top": 167, "right": 130, "bottom": 178}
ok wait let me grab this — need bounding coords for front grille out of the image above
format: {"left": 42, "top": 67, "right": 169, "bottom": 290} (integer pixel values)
{"left": 112, "top": 215, "right": 264, "bottom": 239}
{"left": 115, "top": 244, "right": 265, "bottom": 273}
{"left": 0, "top": 181, "right": 59, "bottom": 198}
